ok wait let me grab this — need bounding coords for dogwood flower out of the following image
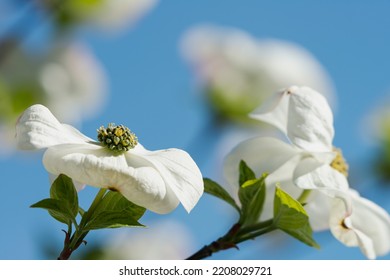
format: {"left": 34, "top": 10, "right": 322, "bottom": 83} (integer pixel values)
{"left": 224, "top": 86, "right": 390, "bottom": 258}
{"left": 224, "top": 86, "right": 346, "bottom": 219}
{"left": 16, "top": 104, "right": 203, "bottom": 214}
{"left": 181, "top": 25, "right": 334, "bottom": 118}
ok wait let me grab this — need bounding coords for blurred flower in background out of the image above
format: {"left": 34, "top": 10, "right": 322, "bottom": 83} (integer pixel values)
{"left": 82, "top": 220, "right": 194, "bottom": 260}
{"left": 36, "top": 0, "right": 158, "bottom": 31}
{"left": 362, "top": 96, "right": 390, "bottom": 183}
{"left": 181, "top": 25, "right": 335, "bottom": 121}
{"left": 39, "top": 41, "right": 107, "bottom": 123}
{"left": 0, "top": 41, "right": 107, "bottom": 155}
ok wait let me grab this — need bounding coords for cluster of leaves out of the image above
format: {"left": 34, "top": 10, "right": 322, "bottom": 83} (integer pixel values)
{"left": 204, "top": 160, "right": 319, "bottom": 249}
{"left": 31, "top": 174, "right": 145, "bottom": 259}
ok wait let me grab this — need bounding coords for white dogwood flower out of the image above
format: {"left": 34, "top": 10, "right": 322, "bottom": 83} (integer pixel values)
{"left": 16, "top": 104, "right": 203, "bottom": 214}
{"left": 224, "top": 86, "right": 390, "bottom": 258}
{"left": 224, "top": 86, "right": 347, "bottom": 219}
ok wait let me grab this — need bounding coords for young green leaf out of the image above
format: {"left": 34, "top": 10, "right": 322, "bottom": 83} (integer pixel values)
{"left": 238, "top": 177, "right": 266, "bottom": 225}
{"left": 84, "top": 191, "right": 146, "bottom": 231}
{"left": 273, "top": 187, "right": 320, "bottom": 248}
{"left": 239, "top": 160, "right": 256, "bottom": 187}
{"left": 92, "top": 191, "right": 145, "bottom": 220}
{"left": 83, "top": 210, "right": 144, "bottom": 231}
{"left": 203, "top": 178, "right": 240, "bottom": 212}
{"left": 31, "top": 198, "right": 77, "bottom": 226}
{"left": 50, "top": 174, "right": 79, "bottom": 219}
{"left": 31, "top": 175, "right": 79, "bottom": 226}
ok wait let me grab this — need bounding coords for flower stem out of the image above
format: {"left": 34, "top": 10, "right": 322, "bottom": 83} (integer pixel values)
{"left": 236, "top": 219, "right": 273, "bottom": 235}
{"left": 297, "top": 190, "right": 311, "bottom": 204}
{"left": 57, "top": 188, "right": 107, "bottom": 260}
{"left": 235, "top": 225, "right": 276, "bottom": 244}
{"left": 186, "top": 219, "right": 277, "bottom": 260}
{"left": 78, "top": 188, "right": 107, "bottom": 230}
{"left": 186, "top": 223, "right": 241, "bottom": 260}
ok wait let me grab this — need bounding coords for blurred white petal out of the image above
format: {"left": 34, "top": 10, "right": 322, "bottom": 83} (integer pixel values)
{"left": 40, "top": 42, "right": 108, "bottom": 124}
{"left": 102, "top": 220, "right": 194, "bottom": 259}
{"left": 90, "top": 0, "right": 158, "bottom": 31}
{"left": 181, "top": 25, "right": 335, "bottom": 116}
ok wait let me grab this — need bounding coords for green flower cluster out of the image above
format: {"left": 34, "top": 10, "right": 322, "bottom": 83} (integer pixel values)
{"left": 97, "top": 123, "right": 138, "bottom": 152}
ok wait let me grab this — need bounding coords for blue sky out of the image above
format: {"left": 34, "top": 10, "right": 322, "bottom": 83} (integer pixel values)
{"left": 2, "top": 0, "right": 390, "bottom": 259}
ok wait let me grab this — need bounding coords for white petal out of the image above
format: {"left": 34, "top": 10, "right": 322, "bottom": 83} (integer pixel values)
{"left": 293, "top": 155, "right": 332, "bottom": 179}
{"left": 287, "top": 86, "right": 334, "bottom": 152}
{"left": 224, "top": 137, "right": 301, "bottom": 188}
{"left": 250, "top": 89, "right": 289, "bottom": 135}
{"left": 42, "top": 143, "right": 179, "bottom": 214}
{"left": 250, "top": 86, "right": 334, "bottom": 153}
{"left": 329, "top": 197, "right": 375, "bottom": 259}
{"left": 330, "top": 191, "right": 390, "bottom": 259}
{"left": 294, "top": 164, "right": 349, "bottom": 194}
{"left": 304, "top": 191, "right": 332, "bottom": 231}
{"left": 131, "top": 147, "right": 204, "bottom": 213}
{"left": 16, "top": 104, "right": 92, "bottom": 150}
{"left": 349, "top": 192, "right": 390, "bottom": 258}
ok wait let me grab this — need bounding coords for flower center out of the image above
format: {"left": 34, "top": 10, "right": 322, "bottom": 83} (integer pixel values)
{"left": 97, "top": 123, "right": 138, "bottom": 152}
{"left": 330, "top": 147, "right": 349, "bottom": 177}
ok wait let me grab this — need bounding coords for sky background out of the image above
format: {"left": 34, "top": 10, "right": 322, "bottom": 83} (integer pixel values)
{"left": 2, "top": 0, "right": 390, "bottom": 259}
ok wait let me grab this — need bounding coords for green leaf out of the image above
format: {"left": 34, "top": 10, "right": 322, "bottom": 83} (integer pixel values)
{"left": 31, "top": 174, "right": 79, "bottom": 226}
{"left": 50, "top": 174, "right": 79, "bottom": 219}
{"left": 93, "top": 191, "right": 145, "bottom": 220}
{"left": 239, "top": 160, "right": 256, "bottom": 187}
{"left": 203, "top": 178, "right": 240, "bottom": 212}
{"left": 238, "top": 176, "right": 266, "bottom": 225}
{"left": 79, "top": 207, "right": 85, "bottom": 217}
{"left": 273, "top": 187, "right": 320, "bottom": 248}
{"left": 83, "top": 210, "right": 144, "bottom": 231}
{"left": 84, "top": 191, "right": 146, "bottom": 231}
{"left": 31, "top": 198, "right": 76, "bottom": 226}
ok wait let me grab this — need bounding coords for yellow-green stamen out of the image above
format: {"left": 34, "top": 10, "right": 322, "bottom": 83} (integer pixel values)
{"left": 97, "top": 123, "right": 138, "bottom": 152}
{"left": 330, "top": 147, "right": 349, "bottom": 177}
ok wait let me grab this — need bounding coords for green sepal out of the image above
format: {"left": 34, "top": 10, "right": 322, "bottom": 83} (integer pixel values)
{"left": 84, "top": 191, "right": 146, "bottom": 231}
{"left": 273, "top": 187, "right": 320, "bottom": 248}
{"left": 239, "top": 160, "right": 256, "bottom": 187}
{"left": 31, "top": 174, "right": 79, "bottom": 226}
{"left": 238, "top": 176, "right": 266, "bottom": 225}
{"left": 203, "top": 178, "right": 240, "bottom": 212}
{"left": 31, "top": 198, "right": 77, "bottom": 226}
